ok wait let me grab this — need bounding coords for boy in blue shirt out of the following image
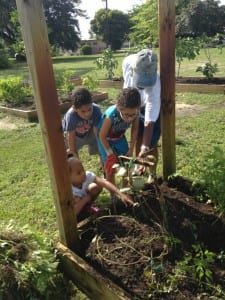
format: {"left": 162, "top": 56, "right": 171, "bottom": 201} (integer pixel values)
{"left": 63, "top": 87, "right": 102, "bottom": 157}
{"left": 97, "top": 88, "right": 141, "bottom": 187}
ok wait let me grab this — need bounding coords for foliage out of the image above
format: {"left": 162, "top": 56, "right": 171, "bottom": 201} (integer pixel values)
{"left": 80, "top": 44, "right": 92, "bottom": 55}
{"left": 178, "top": 244, "right": 215, "bottom": 285}
{"left": 0, "top": 223, "right": 74, "bottom": 299}
{"left": 81, "top": 72, "right": 99, "bottom": 92}
{"left": 176, "top": 0, "right": 225, "bottom": 37}
{"left": 128, "top": 0, "right": 158, "bottom": 47}
{"left": 196, "top": 146, "right": 225, "bottom": 213}
{"left": 0, "top": 40, "right": 10, "bottom": 69}
{"left": 95, "top": 48, "right": 118, "bottom": 79}
{"left": 194, "top": 34, "right": 220, "bottom": 79}
{"left": 0, "top": 77, "right": 33, "bottom": 106}
{"left": 55, "top": 70, "right": 74, "bottom": 93}
{"left": 196, "top": 62, "right": 218, "bottom": 79}
{"left": 176, "top": 37, "right": 201, "bottom": 77}
{"left": 90, "top": 9, "right": 131, "bottom": 50}
{"left": 0, "top": 0, "right": 84, "bottom": 52}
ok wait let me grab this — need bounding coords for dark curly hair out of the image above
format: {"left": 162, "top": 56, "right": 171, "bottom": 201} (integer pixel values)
{"left": 70, "top": 88, "right": 92, "bottom": 109}
{"left": 117, "top": 88, "right": 141, "bottom": 109}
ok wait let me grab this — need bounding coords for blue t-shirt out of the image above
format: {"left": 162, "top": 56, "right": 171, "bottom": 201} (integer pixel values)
{"left": 62, "top": 103, "right": 102, "bottom": 138}
{"left": 98, "top": 105, "right": 132, "bottom": 141}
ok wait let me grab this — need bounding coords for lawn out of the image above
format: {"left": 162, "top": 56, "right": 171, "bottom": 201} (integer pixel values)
{"left": 0, "top": 47, "right": 224, "bottom": 80}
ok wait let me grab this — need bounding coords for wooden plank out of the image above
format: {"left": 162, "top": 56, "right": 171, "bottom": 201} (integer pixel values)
{"left": 56, "top": 242, "right": 131, "bottom": 300}
{"left": 176, "top": 83, "right": 225, "bottom": 94}
{"left": 158, "top": 0, "right": 176, "bottom": 179}
{"left": 15, "top": 0, "right": 78, "bottom": 250}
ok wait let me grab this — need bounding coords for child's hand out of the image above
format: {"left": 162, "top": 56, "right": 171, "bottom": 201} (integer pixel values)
{"left": 120, "top": 194, "right": 134, "bottom": 207}
{"left": 104, "top": 153, "right": 118, "bottom": 175}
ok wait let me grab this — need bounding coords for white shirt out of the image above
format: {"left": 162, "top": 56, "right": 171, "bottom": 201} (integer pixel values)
{"left": 71, "top": 171, "right": 96, "bottom": 198}
{"left": 122, "top": 54, "right": 161, "bottom": 122}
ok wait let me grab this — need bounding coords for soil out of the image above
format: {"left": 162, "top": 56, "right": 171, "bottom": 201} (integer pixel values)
{"left": 176, "top": 77, "right": 225, "bottom": 85}
{"left": 78, "top": 176, "right": 225, "bottom": 299}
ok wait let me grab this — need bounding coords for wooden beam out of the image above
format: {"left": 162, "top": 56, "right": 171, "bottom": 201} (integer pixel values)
{"left": 56, "top": 242, "right": 131, "bottom": 300}
{"left": 15, "top": 0, "right": 78, "bottom": 250}
{"left": 158, "top": 0, "right": 176, "bottom": 179}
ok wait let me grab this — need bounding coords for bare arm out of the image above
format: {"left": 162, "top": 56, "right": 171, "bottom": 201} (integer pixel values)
{"left": 94, "top": 176, "right": 134, "bottom": 206}
{"left": 66, "top": 130, "right": 77, "bottom": 156}
{"left": 99, "top": 117, "right": 113, "bottom": 154}
{"left": 127, "top": 117, "right": 139, "bottom": 157}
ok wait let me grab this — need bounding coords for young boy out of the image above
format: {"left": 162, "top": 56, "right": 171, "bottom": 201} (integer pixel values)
{"left": 97, "top": 87, "right": 141, "bottom": 186}
{"left": 62, "top": 87, "right": 102, "bottom": 157}
{"left": 68, "top": 156, "right": 134, "bottom": 216}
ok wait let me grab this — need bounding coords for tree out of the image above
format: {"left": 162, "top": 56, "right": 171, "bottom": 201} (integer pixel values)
{"left": 90, "top": 9, "right": 131, "bottom": 50}
{"left": 0, "top": 0, "right": 85, "bottom": 52}
{"left": 176, "top": 0, "right": 225, "bottom": 37}
{"left": 128, "top": 0, "right": 158, "bottom": 47}
{"left": 43, "top": 0, "right": 84, "bottom": 51}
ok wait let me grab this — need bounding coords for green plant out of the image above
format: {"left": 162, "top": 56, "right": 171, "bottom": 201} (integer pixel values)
{"left": 195, "top": 35, "right": 219, "bottom": 79}
{"left": 196, "top": 62, "right": 218, "bottom": 80}
{"left": 176, "top": 37, "right": 201, "bottom": 77}
{"left": 95, "top": 48, "right": 118, "bottom": 79}
{"left": 80, "top": 44, "right": 92, "bottom": 55}
{"left": 0, "top": 77, "right": 33, "bottom": 106}
{"left": 179, "top": 244, "right": 215, "bottom": 285}
{"left": 0, "top": 224, "right": 74, "bottom": 299}
{"left": 196, "top": 146, "right": 225, "bottom": 213}
{"left": 55, "top": 70, "right": 74, "bottom": 93}
{"left": 81, "top": 72, "right": 99, "bottom": 92}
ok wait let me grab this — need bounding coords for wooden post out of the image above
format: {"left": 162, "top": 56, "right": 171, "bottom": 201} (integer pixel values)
{"left": 15, "top": 0, "right": 78, "bottom": 250}
{"left": 158, "top": 0, "right": 176, "bottom": 179}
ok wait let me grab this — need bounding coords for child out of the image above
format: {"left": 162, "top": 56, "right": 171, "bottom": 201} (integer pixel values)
{"left": 62, "top": 87, "right": 102, "bottom": 157}
{"left": 97, "top": 87, "right": 141, "bottom": 186}
{"left": 68, "top": 156, "right": 134, "bottom": 216}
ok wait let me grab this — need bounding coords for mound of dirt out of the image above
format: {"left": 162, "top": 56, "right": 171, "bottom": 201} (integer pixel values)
{"left": 78, "top": 177, "right": 225, "bottom": 299}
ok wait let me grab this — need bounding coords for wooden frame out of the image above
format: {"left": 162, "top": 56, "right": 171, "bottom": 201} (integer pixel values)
{"left": 15, "top": 0, "right": 176, "bottom": 298}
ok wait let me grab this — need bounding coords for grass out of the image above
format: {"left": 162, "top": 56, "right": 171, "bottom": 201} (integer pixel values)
{"left": 0, "top": 47, "right": 224, "bottom": 80}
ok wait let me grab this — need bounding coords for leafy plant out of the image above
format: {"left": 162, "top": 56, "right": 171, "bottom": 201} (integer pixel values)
{"left": 95, "top": 48, "right": 118, "bottom": 79}
{"left": 180, "top": 244, "right": 215, "bottom": 285}
{"left": 176, "top": 37, "right": 201, "bottom": 77}
{"left": 55, "top": 70, "right": 74, "bottom": 93}
{"left": 81, "top": 72, "right": 99, "bottom": 92}
{"left": 196, "top": 146, "right": 225, "bottom": 213}
{"left": 0, "top": 77, "right": 33, "bottom": 106}
{"left": 195, "top": 34, "right": 219, "bottom": 80}
{"left": 0, "top": 224, "right": 74, "bottom": 299}
{"left": 196, "top": 62, "right": 218, "bottom": 80}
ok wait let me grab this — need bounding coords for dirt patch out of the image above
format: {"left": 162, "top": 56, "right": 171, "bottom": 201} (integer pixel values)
{"left": 0, "top": 117, "right": 18, "bottom": 130}
{"left": 78, "top": 177, "right": 225, "bottom": 299}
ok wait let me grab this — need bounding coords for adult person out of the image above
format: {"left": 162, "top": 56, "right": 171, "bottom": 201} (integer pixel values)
{"left": 122, "top": 49, "right": 161, "bottom": 176}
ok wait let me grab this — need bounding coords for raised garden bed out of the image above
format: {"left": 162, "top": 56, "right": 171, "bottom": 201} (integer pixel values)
{"left": 99, "top": 77, "right": 225, "bottom": 94}
{"left": 58, "top": 176, "right": 225, "bottom": 300}
{"left": 0, "top": 91, "right": 108, "bottom": 122}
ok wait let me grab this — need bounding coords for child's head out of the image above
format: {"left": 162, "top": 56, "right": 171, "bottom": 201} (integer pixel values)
{"left": 117, "top": 88, "right": 141, "bottom": 122}
{"left": 68, "top": 156, "right": 86, "bottom": 186}
{"left": 71, "top": 88, "right": 93, "bottom": 120}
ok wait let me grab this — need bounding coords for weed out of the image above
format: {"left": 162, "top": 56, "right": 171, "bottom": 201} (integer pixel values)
{"left": 0, "top": 77, "right": 33, "bottom": 106}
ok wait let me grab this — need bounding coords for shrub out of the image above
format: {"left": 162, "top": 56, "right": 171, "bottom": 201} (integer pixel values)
{"left": 80, "top": 44, "right": 92, "bottom": 55}
{"left": 0, "top": 40, "right": 10, "bottom": 69}
{"left": 81, "top": 71, "right": 99, "bottom": 91}
{"left": 0, "top": 224, "right": 74, "bottom": 299}
{"left": 0, "top": 77, "right": 33, "bottom": 107}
